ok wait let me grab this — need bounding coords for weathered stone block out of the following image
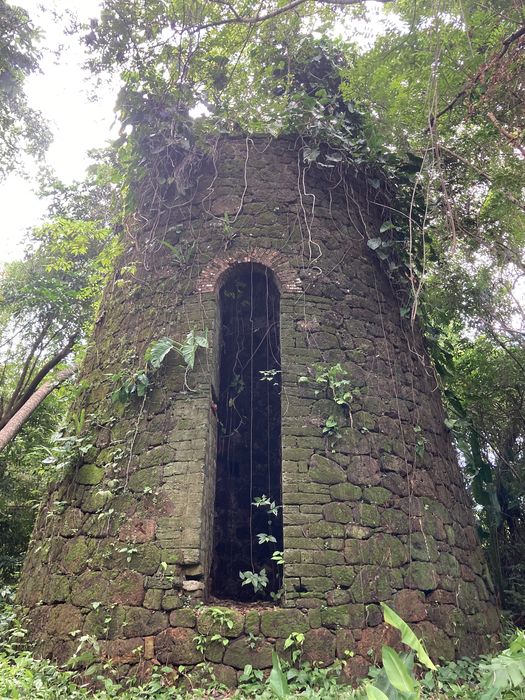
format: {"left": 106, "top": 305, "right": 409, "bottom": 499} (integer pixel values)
{"left": 405, "top": 563, "right": 439, "bottom": 592}
{"left": 155, "top": 627, "right": 202, "bottom": 665}
{"left": 302, "top": 628, "right": 336, "bottom": 666}
{"left": 330, "top": 483, "right": 362, "bottom": 502}
{"left": 197, "top": 607, "right": 244, "bottom": 637}
{"left": 75, "top": 464, "right": 104, "bottom": 485}
{"left": 260, "top": 609, "right": 309, "bottom": 637}
{"left": 223, "top": 638, "right": 273, "bottom": 669}
{"left": 170, "top": 608, "right": 196, "bottom": 627}
{"left": 308, "top": 454, "right": 346, "bottom": 485}
{"left": 321, "top": 604, "right": 364, "bottom": 629}
{"left": 322, "top": 502, "right": 353, "bottom": 523}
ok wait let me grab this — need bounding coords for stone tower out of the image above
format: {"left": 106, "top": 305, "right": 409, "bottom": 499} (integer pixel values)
{"left": 18, "top": 137, "right": 499, "bottom": 683}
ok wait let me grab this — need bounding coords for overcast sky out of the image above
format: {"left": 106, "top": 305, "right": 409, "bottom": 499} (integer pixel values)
{"left": 0, "top": 0, "right": 117, "bottom": 263}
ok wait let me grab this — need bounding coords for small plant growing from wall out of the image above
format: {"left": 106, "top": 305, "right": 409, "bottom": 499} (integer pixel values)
{"left": 111, "top": 330, "right": 208, "bottom": 403}
{"left": 299, "top": 363, "right": 354, "bottom": 429}
{"left": 239, "top": 494, "right": 283, "bottom": 596}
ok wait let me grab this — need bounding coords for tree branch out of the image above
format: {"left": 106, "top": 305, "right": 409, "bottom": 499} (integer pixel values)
{"left": 193, "top": 0, "right": 391, "bottom": 32}
{"left": 487, "top": 111, "right": 525, "bottom": 158}
{"left": 431, "top": 23, "right": 525, "bottom": 124}
{"left": 440, "top": 145, "right": 525, "bottom": 213}
{"left": 0, "top": 367, "right": 76, "bottom": 452}
{"left": 2, "top": 320, "right": 51, "bottom": 421}
{"left": 0, "top": 334, "right": 78, "bottom": 430}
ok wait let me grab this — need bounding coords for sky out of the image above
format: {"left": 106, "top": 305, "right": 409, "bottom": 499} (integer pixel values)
{"left": 0, "top": 0, "right": 117, "bottom": 263}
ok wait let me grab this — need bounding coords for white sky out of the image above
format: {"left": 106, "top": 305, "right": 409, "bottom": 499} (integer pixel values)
{"left": 0, "top": 0, "right": 117, "bottom": 263}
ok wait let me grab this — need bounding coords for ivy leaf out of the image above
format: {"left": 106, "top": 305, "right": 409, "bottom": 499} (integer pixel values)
{"left": 145, "top": 337, "right": 174, "bottom": 370}
{"left": 135, "top": 372, "right": 150, "bottom": 397}
{"left": 367, "top": 237, "right": 383, "bottom": 250}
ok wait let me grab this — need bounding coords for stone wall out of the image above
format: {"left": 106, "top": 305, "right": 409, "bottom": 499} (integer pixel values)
{"left": 17, "top": 136, "right": 499, "bottom": 683}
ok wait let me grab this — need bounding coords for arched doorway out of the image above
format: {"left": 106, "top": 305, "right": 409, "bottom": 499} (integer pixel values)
{"left": 211, "top": 263, "right": 283, "bottom": 601}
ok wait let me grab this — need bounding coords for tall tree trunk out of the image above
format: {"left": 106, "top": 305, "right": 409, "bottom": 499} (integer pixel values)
{"left": 0, "top": 367, "right": 75, "bottom": 452}
{"left": 0, "top": 334, "right": 77, "bottom": 431}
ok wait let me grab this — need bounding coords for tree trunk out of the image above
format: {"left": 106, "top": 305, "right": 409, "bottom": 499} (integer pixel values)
{"left": 0, "top": 367, "right": 76, "bottom": 452}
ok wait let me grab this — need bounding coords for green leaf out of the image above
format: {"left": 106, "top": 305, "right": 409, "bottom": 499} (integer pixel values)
{"left": 268, "top": 651, "right": 289, "bottom": 698}
{"left": 382, "top": 646, "right": 417, "bottom": 694}
{"left": 365, "top": 686, "right": 390, "bottom": 700}
{"left": 381, "top": 603, "right": 436, "bottom": 670}
{"left": 145, "top": 336, "right": 174, "bottom": 370}
{"left": 367, "top": 237, "right": 383, "bottom": 250}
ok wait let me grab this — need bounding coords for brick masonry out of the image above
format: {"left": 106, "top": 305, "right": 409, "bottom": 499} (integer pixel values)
{"left": 17, "top": 136, "right": 499, "bottom": 684}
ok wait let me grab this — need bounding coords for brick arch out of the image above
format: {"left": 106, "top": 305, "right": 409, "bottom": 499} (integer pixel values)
{"left": 195, "top": 248, "right": 301, "bottom": 293}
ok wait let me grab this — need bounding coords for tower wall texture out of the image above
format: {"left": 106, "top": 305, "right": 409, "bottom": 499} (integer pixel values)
{"left": 17, "top": 137, "right": 499, "bottom": 683}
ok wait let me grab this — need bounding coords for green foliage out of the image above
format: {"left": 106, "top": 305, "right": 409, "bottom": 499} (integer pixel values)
{"left": 239, "top": 493, "right": 283, "bottom": 595}
{"left": 380, "top": 603, "right": 436, "bottom": 671}
{"left": 479, "top": 631, "right": 525, "bottom": 699}
{"left": 284, "top": 632, "right": 305, "bottom": 665}
{"left": 0, "top": 0, "right": 51, "bottom": 177}
{"left": 301, "top": 364, "right": 354, "bottom": 437}
{"left": 269, "top": 650, "right": 289, "bottom": 699}
{"left": 322, "top": 415, "right": 341, "bottom": 439}
{"left": 238, "top": 568, "right": 268, "bottom": 593}
{"left": 112, "top": 330, "right": 208, "bottom": 404}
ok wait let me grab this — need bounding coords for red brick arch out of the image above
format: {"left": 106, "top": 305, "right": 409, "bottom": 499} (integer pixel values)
{"left": 195, "top": 248, "right": 301, "bottom": 293}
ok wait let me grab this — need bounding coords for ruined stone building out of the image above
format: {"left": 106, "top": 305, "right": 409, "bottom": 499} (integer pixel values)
{"left": 17, "top": 137, "right": 499, "bottom": 684}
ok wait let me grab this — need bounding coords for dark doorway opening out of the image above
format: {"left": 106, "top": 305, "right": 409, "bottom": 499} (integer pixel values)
{"left": 212, "top": 263, "right": 282, "bottom": 602}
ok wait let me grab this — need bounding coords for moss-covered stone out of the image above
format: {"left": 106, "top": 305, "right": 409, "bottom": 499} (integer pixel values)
{"left": 162, "top": 593, "right": 183, "bottom": 610}
{"left": 169, "top": 608, "right": 196, "bottom": 627}
{"left": 349, "top": 566, "right": 395, "bottom": 603}
{"left": 46, "top": 604, "right": 83, "bottom": 637}
{"left": 321, "top": 604, "right": 364, "bottom": 629}
{"left": 223, "top": 638, "right": 273, "bottom": 669}
{"left": 331, "top": 565, "right": 356, "bottom": 587}
{"left": 330, "top": 483, "right": 362, "bottom": 502}
{"left": 155, "top": 627, "right": 202, "bottom": 665}
{"left": 129, "top": 543, "right": 161, "bottom": 575}
{"left": 124, "top": 607, "right": 167, "bottom": 637}
{"left": 82, "top": 488, "right": 111, "bottom": 513}
{"left": 303, "top": 628, "right": 336, "bottom": 666}
{"left": 322, "top": 502, "right": 353, "bottom": 523}
{"left": 410, "top": 533, "right": 439, "bottom": 563}
{"left": 197, "top": 607, "right": 244, "bottom": 637}
{"left": 83, "top": 606, "right": 126, "bottom": 639}
{"left": 61, "top": 537, "right": 89, "bottom": 574}
{"left": 143, "top": 588, "right": 163, "bottom": 610}
{"left": 406, "top": 562, "right": 439, "bottom": 591}
{"left": 128, "top": 467, "right": 160, "bottom": 493}
{"left": 76, "top": 464, "right": 104, "bottom": 486}
{"left": 363, "top": 487, "right": 391, "bottom": 505}
{"left": 260, "top": 608, "right": 309, "bottom": 637}
{"left": 43, "top": 575, "right": 70, "bottom": 604}
{"left": 308, "top": 454, "right": 346, "bottom": 485}
{"left": 353, "top": 503, "right": 381, "bottom": 528}
{"left": 303, "top": 521, "right": 345, "bottom": 538}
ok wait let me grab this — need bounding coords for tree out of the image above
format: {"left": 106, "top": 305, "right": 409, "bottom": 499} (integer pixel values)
{"left": 0, "top": 0, "right": 51, "bottom": 178}
{"left": 0, "top": 157, "right": 121, "bottom": 450}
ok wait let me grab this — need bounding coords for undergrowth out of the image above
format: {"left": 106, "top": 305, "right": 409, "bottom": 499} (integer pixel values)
{"left": 1, "top": 587, "right": 524, "bottom": 699}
